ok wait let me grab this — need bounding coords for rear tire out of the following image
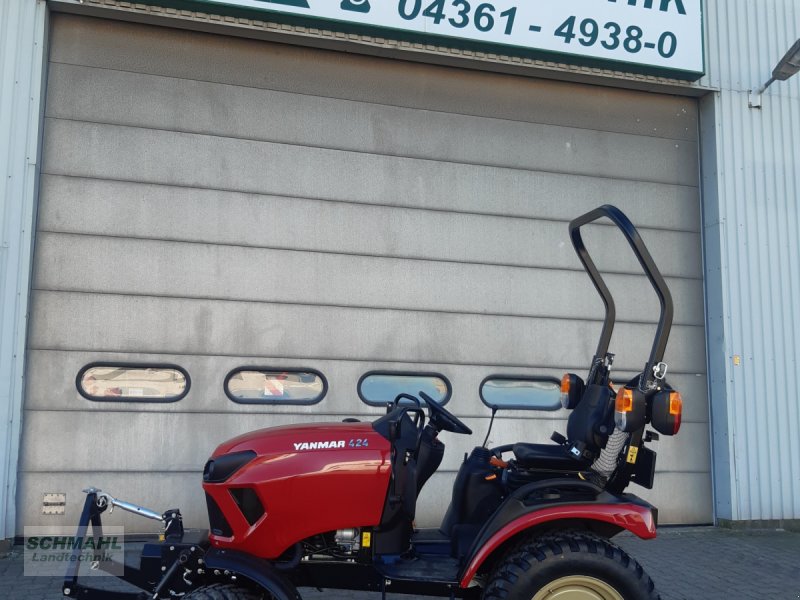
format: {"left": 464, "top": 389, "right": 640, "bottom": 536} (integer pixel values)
{"left": 183, "top": 583, "right": 266, "bottom": 600}
{"left": 482, "top": 532, "right": 660, "bottom": 600}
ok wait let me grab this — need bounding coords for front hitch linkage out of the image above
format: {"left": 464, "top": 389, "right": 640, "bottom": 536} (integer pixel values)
{"left": 63, "top": 488, "right": 186, "bottom": 599}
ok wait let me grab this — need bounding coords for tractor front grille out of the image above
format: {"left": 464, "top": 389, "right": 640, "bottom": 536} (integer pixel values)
{"left": 205, "top": 492, "right": 233, "bottom": 537}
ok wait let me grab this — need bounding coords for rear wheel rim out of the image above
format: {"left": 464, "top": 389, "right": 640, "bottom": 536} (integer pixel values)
{"left": 532, "top": 575, "right": 625, "bottom": 600}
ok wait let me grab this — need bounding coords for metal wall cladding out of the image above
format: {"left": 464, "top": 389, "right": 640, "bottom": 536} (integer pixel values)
{"left": 701, "top": 0, "right": 800, "bottom": 522}
{"left": 20, "top": 12, "right": 711, "bottom": 533}
{"left": 701, "top": 0, "right": 800, "bottom": 94}
{"left": 0, "top": 0, "right": 46, "bottom": 540}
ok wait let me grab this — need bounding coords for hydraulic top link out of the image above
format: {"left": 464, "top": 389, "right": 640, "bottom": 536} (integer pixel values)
{"left": 83, "top": 487, "right": 163, "bottom": 522}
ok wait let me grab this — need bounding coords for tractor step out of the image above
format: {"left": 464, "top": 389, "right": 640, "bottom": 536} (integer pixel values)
{"left": 376, "top": 554, "right": 460, "bottom": 584}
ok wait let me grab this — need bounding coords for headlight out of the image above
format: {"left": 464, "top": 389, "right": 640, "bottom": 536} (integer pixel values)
{"left": 203, "top": 450, "right": 256, "bottom": 483}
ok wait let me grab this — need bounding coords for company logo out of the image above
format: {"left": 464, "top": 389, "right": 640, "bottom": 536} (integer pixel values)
{"left": 293, "top": 440, "right": 346, "bottom": 451}
{"left": 341, "top": 0, "right": 370, "bottom": 13}
{"left": 26, "top": 536, "right": 123, "bottom": 551}
{"left": 24, "top": 526, "right": 125, "bottom": 577}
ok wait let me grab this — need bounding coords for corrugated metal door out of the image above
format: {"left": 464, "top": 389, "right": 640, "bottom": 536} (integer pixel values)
{"left": 19, "top": 12, "right": 709, "bottom": 532}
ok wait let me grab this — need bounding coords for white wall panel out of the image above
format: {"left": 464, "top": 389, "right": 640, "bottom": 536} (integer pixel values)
{"left": 44, "top": 65, "right": 699, "bottom": 182}
{"left": 33, "top": 233, "right": 706, "bottom": 324}
{"left": 48, "top": 14, "right": 700, "bottom": 143}
{"left": 0, "top": 0, "right": 46, "bottom": 541}
{"left": 43, "top": 117, "right": 699, "bottom": 192}
{"left": 37, "top": 175, "right": 702, "bottom": 277}
{"left": 41, "top": 174, "right": 701, "bottom": 235}
{"left": 700, "top": 0, "right": 800, "bottom": 523}
{"left": 29, "top": 291, "right": 708, "bottom": 374}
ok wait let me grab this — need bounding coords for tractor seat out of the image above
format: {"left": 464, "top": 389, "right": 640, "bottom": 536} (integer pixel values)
{"left": 512, "top": 443, "right": 591, "bottom": 471}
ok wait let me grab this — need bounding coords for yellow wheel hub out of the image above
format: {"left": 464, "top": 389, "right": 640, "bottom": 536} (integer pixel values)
{"left": 532, "top": 575, "right": 624, "bottom": 600}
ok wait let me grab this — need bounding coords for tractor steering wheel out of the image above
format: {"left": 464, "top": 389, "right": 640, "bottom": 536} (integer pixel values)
{"left": 418, "top": 391, "right": 472, "bottom": 435}
{"left": 392, "top": 393, "right": 425, "bottom": 429}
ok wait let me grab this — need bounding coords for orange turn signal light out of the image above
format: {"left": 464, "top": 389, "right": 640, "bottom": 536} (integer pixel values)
{"left": 614, "top": 387, "right": 644, "bottom": 432}
{"left": 616, "top": 388, "right": 634, "bottom": 413}
{"left": 669, "top": 391, "right": 683, "bottom": 416}
{"left": 560, "top": 373, "right": 585, "bottom": 410}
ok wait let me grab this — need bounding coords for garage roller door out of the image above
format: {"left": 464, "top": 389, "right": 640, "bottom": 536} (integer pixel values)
{"left": 19, "top": 12, "right": 710, "bottom": 532}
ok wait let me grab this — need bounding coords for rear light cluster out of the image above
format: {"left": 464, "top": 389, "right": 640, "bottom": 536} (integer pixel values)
{"left": 560, "top": 368, "right": 683, "bottom": 437}
{"left": 560, "top": 373, "right": 585, "bottom": 409}
{"left": 614, "top": 387, "right": 683, "bottom": 436}
{"left": 651, "top": 390, "right": 682, "bottom": 436}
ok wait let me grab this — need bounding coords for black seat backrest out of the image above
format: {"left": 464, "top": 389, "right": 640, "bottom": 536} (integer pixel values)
{"left": 566, "top": 384, "right": 615, "bottom": 459}
{"left": 371, "top": 408, "right": 422, "bottom": 556}
{"left": 415, "top": 425, "right": 444, "bottom": 496}
{"left": 390, "top": 412, "right": 420, "bottom": 520}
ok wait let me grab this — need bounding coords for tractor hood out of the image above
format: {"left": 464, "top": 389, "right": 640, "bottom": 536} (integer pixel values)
{"left": 210, "top": 421, "right": 383, "bottom": 458}
{"left": 203, "top": 420, "right": 392, "bottom": 559}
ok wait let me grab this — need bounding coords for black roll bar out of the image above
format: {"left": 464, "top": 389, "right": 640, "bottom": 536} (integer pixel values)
{"left": 569, "top": 205, "right": 674, "bottom": 389}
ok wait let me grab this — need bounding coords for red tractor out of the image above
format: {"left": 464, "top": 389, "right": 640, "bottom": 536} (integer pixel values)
{"left": 64, "top": 205, "right": 683, "bottom": 600}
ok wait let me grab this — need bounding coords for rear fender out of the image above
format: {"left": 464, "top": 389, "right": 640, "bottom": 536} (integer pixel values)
{"left": 458, "top": 501, "right": 656, "bottom": 588}
{"left": 203, "top": 548, "right": 301, "bottom": 600}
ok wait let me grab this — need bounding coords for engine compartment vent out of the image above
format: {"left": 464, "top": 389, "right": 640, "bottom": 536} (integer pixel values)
{"left": 205, "top": 492, "right": 233, "bottom": 537}
{"left": 229, "top": 488, "right": 265, "bottom": 526}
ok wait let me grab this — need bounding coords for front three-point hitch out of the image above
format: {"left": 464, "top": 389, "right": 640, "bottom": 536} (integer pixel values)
{"left": 62, "top": 488, "right": 206, "bottom": 600}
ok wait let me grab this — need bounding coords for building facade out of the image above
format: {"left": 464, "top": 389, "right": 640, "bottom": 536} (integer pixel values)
{"left": 0, "top": 0, "right": 798, "bottom": 540}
